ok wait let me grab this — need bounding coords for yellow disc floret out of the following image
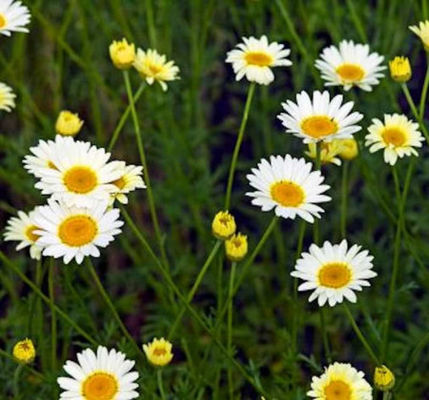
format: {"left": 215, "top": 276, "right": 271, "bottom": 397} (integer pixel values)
{"left": 56, "top": 110, "right": 84, "bottom": 136}
{"left": 374, "top": 365, "right": 395, "bottom": 391}
{"left": 389, "top": 56, "right": 412, "bottom": 83}
{"left": 143, "top": 337, "right": 173, "bottom": 367}
{"left": 82, "top": 372, "right": 118, "bottom": 400}
{"left": 225, "top": 233, "right": 248, "bottom": 262}
{"left": 58, "top": 215, "right": 98, "bottom": 247}
{"left": 212, "top": 211, "right": 236, "bottom": 240}
{"left": 270, "top": 181, "right": 305, "bottom": 207}
{"left": 109, "top": 38, "right": 136, "bottom": 69}
{"left": 13, "top": 338, "right": 36, "bottom": 364}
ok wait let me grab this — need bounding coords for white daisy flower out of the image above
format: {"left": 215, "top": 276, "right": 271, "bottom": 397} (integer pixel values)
{"left": 226, "top": 35, "right": 292, "bottom": 85}
{"left": 33, "top": 199, "right": 123, "bottom": 264}
{"left": 315, "top": 40, "right": 386, "bottom": 91}
{"left": 0, "top": 0, "right": 31, "bottom": 36}
{"left": 278, "top": 90, "right": 363, "bottom": 143}
{"left": 110, "top": 162, "right": 146, "bottom": 204}
{"left": 133, "top": 48, "right": 180, "bottom": 91}
{"left": 4, "top": 208, "right": 43, "bottom": 260}
{"left": 58, "top": 345, "right": 139, "bottom": 400}
{"left": 32, "top": 138, "right": 122, "bottom": 208}
{"left": 291, "top": 240, "right": 376, "bottom": 307}
{"left": 23, "top": 135, "right": 74, "bottom": 178}
{"left": 246, "top": 155, "right": 331, "bottom": 223}
{"left": 409, "top": 20, "right": 429, "bottom": 51}
{"left": 0, "top": 82, "right": 16, "bottom": 112}
{"left": 308, "top": 362, "right": 372, "bottom": 400}
{"left": 365, "top": 113, "right": 424, "bottom": 165}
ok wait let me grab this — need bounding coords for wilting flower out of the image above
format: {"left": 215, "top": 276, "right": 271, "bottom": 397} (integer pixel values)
{"left": 305, "top": 141, "right": 343, "bottom": 166}
{"left": 109, "top": 38, "right": 136, "bottom": 69}
{"left": 409, "top": 20, "right": 429, "bottom": 51}
{"left": 0, "top": 82, "right": 16, "bottom": 112}
{"left": 374, "top": 365, "right": 395, "bottom": 391}
{"left": 58, "top": 346, "right": 139, "bottom": 400}
{"left": 337, "top": 138, "right": 359, "bottom": 160}
{"left": 33, "top": 199, "right": 123, "bottom": 264}
{"left": 278, "top": 90, "right": 363, "bottom": 143}
{"left": 110, "top": 162, "right": 146, "bottom": 204}
{"left": 143, "top": 338, "right": 173, "bottom": 367}
{"left": 315, "top": 40, "right": 385, "bottom": 91}
{"left": 226, "top": 35, "right": 292, "bottom": 85}
{"left": 0, "top": 0, "right": 31, "bottom": 36}
{"left": 212, "top": 211, "right": 236, "bottom": 240}
{"left": 225, "top": 233, "right": 248, "bottom": 261}
{"left": 133, "top": 48, "right": 180, "bottom": 91}
{"left": 55, "top": 110, "right": 84, "bottom": 136}
{"left": 365, "top": 114, "right": 424, "bottom": 165}
{"left": 308, "top": 362, "right": 372, "bottom": 400}
{"left": 4, "top": 208, "right": 43, "bottom": 260}
{"left": 389, "top": 56, "right": 412, "bottom": 83}
{"left": 292, "top": 240, "right": 376, "bottom": 307}
{"left": 32, "top": 137, "right": 122, "bottom": 207}
{"left": 13, "top": 338, "right": 36, "bottom": 364}
{"left": 246, "top": 155, "right": 331, "bottom": 223}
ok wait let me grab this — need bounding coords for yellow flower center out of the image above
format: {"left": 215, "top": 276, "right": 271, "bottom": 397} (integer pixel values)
{"left": 382, "top": 127, "right": 406, "bottom": 147}
{"left": 318, "top": 262, "right": 351, "bottom": 288}
{"left": 82, "top": 372, "right": 118, "bottom": 400}
{"left": 148, "top": 63, "right": 163, "bottom": 75}
{"left": 270, "top": 181, "right": 305, "bottom": 207}
{"left": 336, "top": 63, "right": 365, "bottom": 82}
{"left": 58, "top": 215, "right": 97, "bottom": 247}
{"left": 25, "top": 225, "right": 40, "bottom": 242}
{"left": 63, "top": 166, "right": 98, "bottom": 194}
{"left": 244, "top": 51, "right": 273, "bottom": 67}
{"left": 0, "top": 14, "right": 6, "bottom": 29}
{"left": 324, "top": 379, "right": 351, "bottom": 400}
{"left": 153, "top": 347, "right": 167, "bottom": 356}
{"left": 113, "top": 176, "right": 126, "bottom": 190}
{"left": 301, "top": 116, "right": 338, "bottom": 139}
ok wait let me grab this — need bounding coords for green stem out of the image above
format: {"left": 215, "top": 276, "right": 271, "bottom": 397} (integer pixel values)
{"left": 168, "top": 240, "right": 222, "bottom": 338}
{"left": 48, "top": 259, "right": 57, "bottom": 371}
{"left": 340, "top": 161, "right": 349, "bottom": 238}
{"left": 343, "top": 303, "right": 380, "bottom": 365}
{"left": 0, "top": 251, "right": 96, "bottom": 345}
{"left": 121, "top": 207, "right": 269, "bottom": 397}
{"left": 320, "top": 307, "right": 332, "bottom": 363}
{"left": 401, "top": 83, "right": 429, "bottom": 144}
{"left": 345, "top": 0, "right": 368, "bottom": 42}
{"left": 227, "top": 262, "right": 237, "bottom": 400}
{"left": 123, "top": 70, "right": 169, "bottom": 270}
{"left": 13, "top": 364, "right": 23, "bottom": 398}
{"left": 381, "top": 167, "right": 403, "bottom": 361}
{"left": 157, "top": 369, "right": 166, "bottom": 400}
{"left": 87, "top": 259, "right": 143, "bottom": 358}
{"left": 108, "top": 83, "right": 146, "bottom": 151}
{"left": 0, "top": 349, "right": 43, "bottom": 380}
{"left": 224, "top": 82, "right": 256, "bottom": 209}
{"left": 419, "top": 55, "right": 429, "bottom": 119}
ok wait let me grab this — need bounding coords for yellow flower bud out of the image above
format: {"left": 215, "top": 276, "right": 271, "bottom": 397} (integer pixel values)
{"left": 13, "top": 338, "right": 36, "bottom": 364}
{"left": 109, "top": 38, "right": 136, "bottom": 69}
{"left": 55, "top": 110, "right": 84, "bottom": 136}
{"left": 374, "top": 365, "right": 395, "bottom": 391}
{"left": 338, "top": 138, "right": 359, "bottom": 160}
{"left": 143, "top": 337, "right": 173, "bottom": 367}
{"left": 306, "top": 141, "right": 342, "bottom": 166}
{"left": 225, "top": 233, "right": 248, "bottom": 261}
{"left": 389, "top": 56, "right": 412, "bottom": 83}
{"left": 212, "top": 211, "right": 236, "bottom": 240}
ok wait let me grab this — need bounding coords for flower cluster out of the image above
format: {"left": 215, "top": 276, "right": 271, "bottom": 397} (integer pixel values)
{"left": 4, "top": 134, "right": 145, "bottom": 264}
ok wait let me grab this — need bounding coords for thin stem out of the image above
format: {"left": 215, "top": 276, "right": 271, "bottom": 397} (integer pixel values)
{"left": 168, "top": 240, "right": 222, "bottom": 339}
{"left": 0, "top": 251, "right": 96, "bottom": 345}
{"left": 381, "top": 166, "right": 403, "bottom": 361}
{"left": 13, "top": 364, "right": 23, "bottom": 398}
{"left": 343, "top": 303, "right": 380, "bottom": 365}
{"left": 123, "top": 70, "right": 169, "bottom": 270}
{"left": 224, "top": 82, "right": 256, "bottom": 209}
{"left": 48, "top": 259, "right": 57, "bottom": 371}
{"left": 419, "top": 55, "right": 429, "bottom": 119}
{"left": 121, "top": 207, "right": 269, "bottom": 397}
{"left": 87, "top": 259, "right": 143, "bottom": 358}
{"left": 401, "top": 83, "right": 429, "bottom": 144}
{"left": 227, "top": 262, "right": 237, "bottom": 400}
{"left": 320, "top": 308, "right": 332, "bottom": 363}
{"left": 0, "top": 349, "right": 44, "bottom": 379}
{"left": 108, "top": 83, "right": 146, "bottom": 151}
{"left": 340, "top": 161, "right": 349, "bottom": 238}
{"left": 157, "top": 369, "right": 166, "bottom": 400}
